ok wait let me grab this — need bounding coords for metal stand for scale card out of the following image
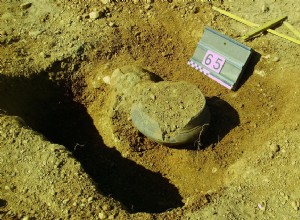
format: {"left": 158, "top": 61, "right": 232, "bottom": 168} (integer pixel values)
{"left": 188, "top": 27, "right": 253, "bottom": 90}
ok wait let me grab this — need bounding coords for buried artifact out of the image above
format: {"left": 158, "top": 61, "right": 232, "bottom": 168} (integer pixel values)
{"left": 109, "top": 66, "right": 210, "bottom": 146}
{"left": 131, "top": 81, "right": 210, "bottom": 146}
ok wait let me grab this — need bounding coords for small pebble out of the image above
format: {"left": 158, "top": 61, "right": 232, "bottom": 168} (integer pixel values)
{"left": 0, "top": 30, "right": 7, "bottom": 36}
{"left": 145, "top": 4, "right": 152, "bottom": 10}
{"left": 212, "top": 167, "right": 218, "bottom": 173}
{"left": 98, "top": 212, "right": 107, "bottom": 219}
{"left": 29, "top": 30, "right": 43, "bottom": 37}
{"left": 101, "top": 0, "right": 110, "bottom": 4}
{"left": 291, "top": 200, "right": 300, "bottom": 211}
{"left": 109, "top": 22, "right": 116, "bottom": 27}
{"left": 87, "top": 196, "right": 94, "bottom": 203}
{"left": 261, "top": 4, "right": 269, "bottom": 13}
{"left": 39, "top": 52, "right": 49, "bottom": 58}
{"left": 62, "top": 199, "right": 70, "bottom": 204}
{"left": 20, "top": 2, "right": 32, "bottom": 10}
{"left": 89, "top": 11, "right": 102, "bottom": 20}
{"left": 270, "top": 144, "right": 280, "bottom": 153}
{"left": 103, "top": 76, "right": 111, "bottom": 84}
{"left": 108, "top": 214, "right": 115, "bottom": 219}
{"left": 272, "top": 56, "right": 280, "bottom": 62}
{"left": 150, "top": 94, "right": 156, "bottom": 100}
{"left": 255, "top": 70, "right": 266, "bottom": 77}
{"left": 102, "top": 204, "right": 111, "bottom": 211}
{"left": 258, "top": 203, "right": 266, "bottom": 211}
{"left": 193, "top": 7, "right": 200, "bottom": 14}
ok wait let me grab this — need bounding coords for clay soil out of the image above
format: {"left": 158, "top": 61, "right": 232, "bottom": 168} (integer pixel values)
{"left": 1, "top": 0, "right": 300, "bottom": 219}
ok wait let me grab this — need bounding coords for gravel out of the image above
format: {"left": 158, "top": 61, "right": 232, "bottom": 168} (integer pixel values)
{"left": 89, "top": 11, "right": 105, "bottom": 20}
{"left": 20, "top": 2, "right": 32, "bottom": 10}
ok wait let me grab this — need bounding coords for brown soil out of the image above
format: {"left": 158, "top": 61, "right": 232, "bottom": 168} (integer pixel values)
{"left": 131, "top": 80, "right": 207, "bottom": 144}
{"left": 1, "top": 0, "right": 300, "bottom": 219}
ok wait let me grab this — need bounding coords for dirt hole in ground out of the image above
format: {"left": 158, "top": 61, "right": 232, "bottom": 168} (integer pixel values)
{"left": 0, "top": 60, "right": 244, "bottom": 213}
{"left": 0, "top": 72, "right": 184, "bottom": 213}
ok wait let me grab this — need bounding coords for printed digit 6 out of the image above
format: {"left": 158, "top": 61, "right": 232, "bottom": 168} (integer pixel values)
{"left": 204, "top": 54, "right": 213, "bottom": 65}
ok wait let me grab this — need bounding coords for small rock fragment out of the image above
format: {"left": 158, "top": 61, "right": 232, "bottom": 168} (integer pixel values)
{"left": 29, "top": 30, "right": 43, "bottom": 37}
{"left": 103, "top": 76, "right": 111, "bottom": 84}
{"left": 270, "top": 144, "right": 280, "bottom": 153}
{"left": 291, "top": 200, "right": 300, "bottom": 211}
{"left": 102, "top": 204, "right": 111, "bottom": 211}
{"left": 272, "top": 56, "right": 280, "bottom": 62}
{"left": 108, "top": 214, "right": 115, "bottom": 219}
{"left": 212, "top": 167, "right": 218, "bottom": 173}
{"left": 150, "top": 94, "right": 156, "bottom": 100}
{"left": 87, "top": 196, "right": 94, "bottom": 203}
{"left": 98, "top": 212, "right": 107, "bottom": 219}
{"left": 0, "top": 30, "right": 7, "bottom": 36}
{"left": 193, "top": 7, "right": 200, "bottom": 14}
{"left": 101, "top": 0, "right": 110, "bottom": 4}
{"left": 20, "top": 2, "right": 32, "bottom": 10}
{"left": 258, "top": 203, "right": 266, "bottom": 211}
{"left": 89, "top": 11, "right": 103, "bottom": 20}
{"left": 109, "top": 22, "right": 117, "bottom": 27}
{"left": 145, "top": 4, "right": 152, "bottom": 10}
{"left": 255, "top": 70, "right": 266, "bottom": 77}
{"left": 39, "top": 52, "right": 49, "bottom": 58}
{"left": 62, "top": 199, "right": 69, "bottom": 204}
{"left": 261, "top": 4, "right": 269, "bottom": 13}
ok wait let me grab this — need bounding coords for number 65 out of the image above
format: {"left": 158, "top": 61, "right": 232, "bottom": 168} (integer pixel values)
{"left": 202, "top": 50, "right": 226, "bottom": 74}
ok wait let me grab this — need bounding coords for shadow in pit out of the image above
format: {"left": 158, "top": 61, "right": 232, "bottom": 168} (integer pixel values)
{"left": 0, "top": 73, "right": 183, "bottom": 213}
{"left": 0, "top": 199, "right": 7, "bottom": 208}
{"left": 198, "top": 97, "right": 240, "bottom": 149}
{"left": 235, "top": 50, "right": 261, "bottom": 91}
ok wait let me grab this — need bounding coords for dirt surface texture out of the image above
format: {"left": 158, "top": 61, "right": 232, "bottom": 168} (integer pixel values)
{"left": 131, "top": 80, "right": 208, "bottom": 145}
{"left": 1, "top": 0, "right": 300, "bottom": 219}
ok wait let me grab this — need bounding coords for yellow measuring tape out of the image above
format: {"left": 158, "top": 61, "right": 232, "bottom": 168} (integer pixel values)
{"left": 212, "top": 6, "right": 300, "bottom": 45}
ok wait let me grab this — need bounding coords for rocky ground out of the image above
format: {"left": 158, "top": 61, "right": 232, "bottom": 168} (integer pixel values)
{"left": 1, "top": 0, "right": 300, "bottom": 219}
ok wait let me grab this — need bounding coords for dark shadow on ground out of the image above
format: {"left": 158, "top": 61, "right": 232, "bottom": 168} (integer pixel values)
{"left": 235, "top": 50, "right": 261, "bottom": 91}
{"left": 199, "top": 96, "right": 240, "bottom": 149}
{"left": 0, "top": 73, "right": 183, "bottom": 213}
{"left": 169, "top": 97, "right": 239, "bottom": 150}
{"left": 0, "top": 199, "right": 7, "bottom": 208}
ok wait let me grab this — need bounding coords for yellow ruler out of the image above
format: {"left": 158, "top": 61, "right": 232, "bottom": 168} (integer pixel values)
{"left": 212, "top": 6, "right": 300, "bottom": 45}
